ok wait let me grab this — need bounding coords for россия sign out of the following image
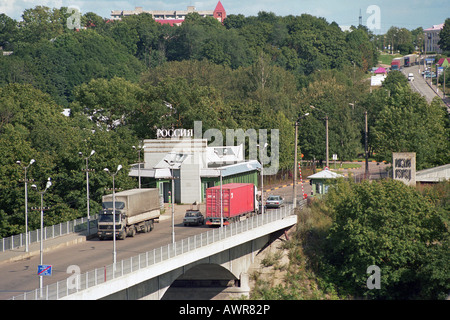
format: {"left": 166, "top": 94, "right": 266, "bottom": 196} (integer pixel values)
{"left": 156, "top": 128, "right": 193, "bottom": 139}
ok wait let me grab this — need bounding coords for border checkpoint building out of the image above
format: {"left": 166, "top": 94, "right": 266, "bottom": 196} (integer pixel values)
{"left": 129, "top": 135, "right": 261, "bottom": 204}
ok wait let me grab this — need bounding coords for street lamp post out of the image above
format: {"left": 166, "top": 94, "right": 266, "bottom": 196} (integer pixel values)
{"left": 220, "top": 169, "right": 223, "bottom": 228}
{"left": 164, "top": 160, "right": 175, "bottom": 244}
{"left": 104, "top": 165, "right": 122, "bottom": 266}
{"left": 257, "top": 143, "right": 268, "bottom": 218}
{"left": 293, "top": 113, "right": 309, "bottom": 209}
{"left": 443, "top": 66, "right": 448, "bottom": 98}
{"left": 310, "top": 105, "right": 329, "bottom": 168}
{"left": 31, "top": 177, "right": 52, "bottom": 297}
{"left": 132, "top": 145, "right": 145, "bottom": 188}
{"left": 80, "top": 150, "right": 95, "bottom": 234}
{"left": 349, "top": 103, "right": 369, "bottom": 178}
{"left": 17, "top": 159, "right": 35, "bottom": 252}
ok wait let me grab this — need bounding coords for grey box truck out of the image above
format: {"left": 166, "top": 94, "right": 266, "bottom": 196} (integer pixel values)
{"left": 98, "top": 188, "right": 160, "bottom": 240}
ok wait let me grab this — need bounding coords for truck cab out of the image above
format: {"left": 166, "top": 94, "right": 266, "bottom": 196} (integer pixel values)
{"left": 97, "top": 188, "right": 161, "bottom": 240}
{"left": 98, "top": 201, "right": 127, "bottom": 240}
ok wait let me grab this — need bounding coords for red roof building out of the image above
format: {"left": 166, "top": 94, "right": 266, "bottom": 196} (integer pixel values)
{"left": 213, "top": 1, "right": 226, "bottom": 23}
{"left": 111, "top": 1, "right": 226, "bottom": 25}
{"left": 437, "top": 58, "right": 450, "bottom": 67}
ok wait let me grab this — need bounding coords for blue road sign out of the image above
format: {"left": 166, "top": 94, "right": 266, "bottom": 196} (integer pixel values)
{"left": 37, "top": 265, "right": 52, "bottom": 276}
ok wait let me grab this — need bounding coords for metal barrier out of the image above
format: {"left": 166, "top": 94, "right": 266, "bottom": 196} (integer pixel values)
{"left": 10, "top": 205, "right": 296, "bottom": 300}
{"left": 0, "top": 217, "right": 97, "bottom": 253}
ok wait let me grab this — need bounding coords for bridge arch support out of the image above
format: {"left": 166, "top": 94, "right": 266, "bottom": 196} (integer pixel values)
{"left": 102, "top": 234, "right": 270, "bottom": 300}
{"left": 61, "top": 211, "right": 297, "bottom": 300}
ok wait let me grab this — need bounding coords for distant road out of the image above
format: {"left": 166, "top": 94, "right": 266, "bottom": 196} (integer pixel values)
{"left": 402, "top": 64, "right": 437, "bottom": 102}
{"left": 401, "top": 61, "right": 450, "bottom": 112}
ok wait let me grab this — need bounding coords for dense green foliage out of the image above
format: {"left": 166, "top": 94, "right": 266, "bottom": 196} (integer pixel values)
{"left": 0, "top": 6, "right": 449, "bottom": 245}
{"left": 324, "top": 179, "right": 448, "bottom": 299}
{"left": 251, "top": 180, "right": 449, "bottom": 300}
{"left": 438, "top": 18, "right": 450, "bottom": 53}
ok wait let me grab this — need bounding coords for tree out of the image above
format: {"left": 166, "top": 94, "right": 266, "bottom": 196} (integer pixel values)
{"left": 385, "top": 26, "right": 414, "bottom": 54}
{"left": 15, "top": 6, "right": 71, "bottom": 43}
{"left": 382, "top": 70, "right": 409, "bottom": 95}
{"left": 0, "top": 14, "right": 17, "bottom": 50}
{"left": 324, "top": 179, "right": 448, "bottom": 299}
{"left": 438, "top": 18, "right": 450, "bottom": 53}
{"left": 298, "top": 70, "right": 362, "bottom": 161}
{"left": 71, "top": 77, "right": 144, "bottom": 130}
{"left": 11, "top": 30, "right": 145, "bottom": 106}
{"left": 371, "top": 83, "right": 449, "bottom": 169}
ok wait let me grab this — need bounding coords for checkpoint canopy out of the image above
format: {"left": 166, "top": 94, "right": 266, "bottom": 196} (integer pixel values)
{"left": 307, "top": 168, "right": 343, "bottom": 196}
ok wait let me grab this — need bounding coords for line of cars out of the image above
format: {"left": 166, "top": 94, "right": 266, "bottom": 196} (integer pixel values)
{"left": 422, "top": 70, "right": 436, "bottom": 79}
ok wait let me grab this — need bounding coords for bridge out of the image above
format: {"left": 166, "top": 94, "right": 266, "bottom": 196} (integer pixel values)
{"left": 12, "top": 205, "right": 297, "bottom": 300}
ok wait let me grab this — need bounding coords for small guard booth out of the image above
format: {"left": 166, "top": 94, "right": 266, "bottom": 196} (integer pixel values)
{"left": 307, "top": 169, "right": 343, "bottom": 196}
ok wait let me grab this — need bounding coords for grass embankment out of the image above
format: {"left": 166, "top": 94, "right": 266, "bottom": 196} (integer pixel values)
{"left": 248, "top": 200, "right": 340, "bottom": 300}
{"left": 379, "top": 53, "right": 402, "bottom": 65}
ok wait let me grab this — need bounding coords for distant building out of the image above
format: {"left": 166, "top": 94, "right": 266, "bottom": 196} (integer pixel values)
{"left": 128, "top": 137, "right": 260, "bottom": 204}
{"left": 111, "top": 1, "right": 226, "bottom": 26}
{"left": 437, "top": 58, "right": 450, "bottom": 68}
{"left": 424, "top": 23, "right": 444, "bottom": 54}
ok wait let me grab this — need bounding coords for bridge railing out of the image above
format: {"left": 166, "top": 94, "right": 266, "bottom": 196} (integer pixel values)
{"left": 0, "top": 216, "right": 98, "bottom": 253}
{"left": 11, "top": 204, "right": 297, "bottom": 300}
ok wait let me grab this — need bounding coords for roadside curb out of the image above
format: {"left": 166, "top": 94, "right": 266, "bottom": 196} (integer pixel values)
{"left": 0, "top": 234, "right": 88, "bottom": 265}
{"left": 264, "top": 180, "right": 309, "bottom": 193}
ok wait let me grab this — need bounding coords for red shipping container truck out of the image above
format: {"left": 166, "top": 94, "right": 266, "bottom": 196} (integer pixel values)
{"left": 205, "top": 183, "right": 258, "bottom": 226}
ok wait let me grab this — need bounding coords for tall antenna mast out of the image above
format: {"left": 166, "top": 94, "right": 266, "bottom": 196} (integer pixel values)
{"left": 359, "top": 9, "right": 362, "bottom": 26}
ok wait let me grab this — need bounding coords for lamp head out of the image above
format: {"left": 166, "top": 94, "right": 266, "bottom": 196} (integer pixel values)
{"left": 45, "top": 177, "right": 52, "bottom": 190}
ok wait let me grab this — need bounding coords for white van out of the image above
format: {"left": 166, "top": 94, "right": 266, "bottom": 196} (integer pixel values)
{"left": 408, "top": 73, "right": 414, "bottom": 81}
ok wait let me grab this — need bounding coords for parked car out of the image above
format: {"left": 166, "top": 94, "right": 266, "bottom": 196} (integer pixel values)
{"left": 265, "top": 195, "right": 284, "bottom": 209}
{"left": 423, "top": 71, "right": 436, "bottom": 78}
{"left": 183, "top": 210, "right": 204, "bottom": 226}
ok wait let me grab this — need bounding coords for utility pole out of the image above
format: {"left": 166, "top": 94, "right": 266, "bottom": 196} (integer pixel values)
{"left": 80, "top": 150, "right": 95, "bottom": 234}
{"left": 364, "top": 110, "right": 369, "bottom": 178}
{"left": 17, "top": 159, "right": 35, "bottom": 252}
{"left": 164, "top": 160, "right": 176, "bottom": 244}
{"left": 104, "top": 165, "right": 122, "bottom": 266}
{"left": 31, "top": 177, "right": 52, "bottom": 297}
{"left": 293, "top": 113, "right": 309, "bottom": 209}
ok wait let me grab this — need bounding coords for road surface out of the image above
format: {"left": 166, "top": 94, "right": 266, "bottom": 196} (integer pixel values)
{"left": 401, "top": 61, "right": 450, "bottom": 112}
{"left": 0, "top": 162, "right": 389, "bottom": 300}
{"left": 0, "top": 205, "right": 206, "bottom": 300}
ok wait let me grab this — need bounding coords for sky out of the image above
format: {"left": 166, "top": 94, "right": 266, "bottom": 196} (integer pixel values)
{"left": 1, "top": 0, "right": 449, "bottom": 34}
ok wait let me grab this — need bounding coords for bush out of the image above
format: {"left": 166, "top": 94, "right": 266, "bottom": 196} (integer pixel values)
{"left": 323, "top": 179, "right": 448, "bottom": 299}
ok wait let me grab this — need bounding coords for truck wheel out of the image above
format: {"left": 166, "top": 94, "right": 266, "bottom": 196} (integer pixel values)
{"left": 119, "top": 230, "right": 126, "bottom": 240}
{"left": 128, "top": 227, "right": 136, "bottom": 237}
